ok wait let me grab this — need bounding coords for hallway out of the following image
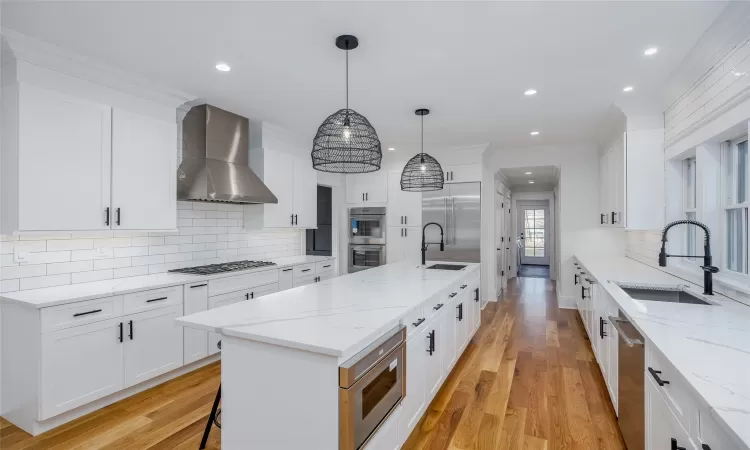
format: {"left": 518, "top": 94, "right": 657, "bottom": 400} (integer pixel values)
{"left": 402, "top": 276, "right": 626, "bottom": 450}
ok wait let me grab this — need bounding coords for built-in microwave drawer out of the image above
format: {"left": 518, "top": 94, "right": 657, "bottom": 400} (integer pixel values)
{"left": 41, "top": 295, "right": 124, "bottom": 333}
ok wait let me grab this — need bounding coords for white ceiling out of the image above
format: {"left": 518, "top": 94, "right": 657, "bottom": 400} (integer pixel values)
{"left": 3, "top": 1, "right": 726, "bottom": 152}
{"left": 499, "top": 165, "right": 558, "bottom": 189}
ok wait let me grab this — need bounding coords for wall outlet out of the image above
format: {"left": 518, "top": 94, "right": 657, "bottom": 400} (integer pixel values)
{"left": 14, "top": 250, "right": 30, "bottom": 264}
{"left": 93, "top": 247, "right": 112, "bottom": 258}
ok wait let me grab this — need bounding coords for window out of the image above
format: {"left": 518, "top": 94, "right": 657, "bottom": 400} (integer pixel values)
{"left": 683, "top": 157, "right": 697, "bottom": 261}
{"left": 722, "top": 137, "right": 748, "bottom": 274}
{"left": 523, "top": 209, "right": 545, "bottom": 257}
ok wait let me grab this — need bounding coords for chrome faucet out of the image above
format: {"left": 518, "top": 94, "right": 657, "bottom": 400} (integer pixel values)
{"left": 658, "top": 219, "right": 719, "bottom": 295}
{"left": 421, "top": 222, "right": 445, "bottom": 266}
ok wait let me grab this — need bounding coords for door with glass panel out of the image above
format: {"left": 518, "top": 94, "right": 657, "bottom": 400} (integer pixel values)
{"left": 519, "top": 207, "right": 550, "bottom": 265}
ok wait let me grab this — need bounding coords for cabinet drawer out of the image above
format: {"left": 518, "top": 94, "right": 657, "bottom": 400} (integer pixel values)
{"left": 208, "top": 269, "right": 279, "bottom": 296}
{"left": 293, "top": 274, "right": 317, "bottom": 288}
{"left": 424, "top": 293, "right": 443, "bottom": 319}
{"left": 403, "top": 305, "right": 427, "bottom": 338}
{"left": 41, "top": 296, "right": 124, "bottom": 333}
{"left": 294, "top": 263, "right": 316, "bottom": 278}
{"left": 123, "top": 285, "right": 182, "bottom": 315}
{"left": 279, "top": 267, "right": 294, "bottom": 290}
{"left": 698, "top": 407, "right": 742, "bottom": 450}
{"left": 647, "top": 344, "right": 697, "bottom": 434}
{"left": 315, "top": 260, "right": 334, "bottom": 274}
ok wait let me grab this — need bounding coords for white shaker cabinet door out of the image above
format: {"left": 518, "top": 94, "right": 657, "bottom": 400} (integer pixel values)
{"left": 40, "top": 318, "right": 124, "bottom": 420}
{"left": 387, "top": 171, "right": 422, "bottom": 227}
{"left": 184, "top": 282, "right": 209, "bottom": 365}
{"left": 18, "top": 84, "right": 112, "bottom": 231}
{"left": 386, "top": 227, "right": 406, "bottom": 264}
{"left": 424, "top": 320, "right": 443, "bottom": 401}
{"left": 646, "top": 376, "right": 697, "bottom": 450}
{"left": 292, "top": 157, "right": 318, "bottom": 228}
{"left": 111, "top": 109, "right": 177, "bottom": 230}
{"left": 123, "top": 305, "right": 184, "bottom": 388}
{"left": 400, "top": 328, "right": 427, "bottom": 439}
{"left": 262, "top": 151, "right": 295, "bottom": 227}
{"left": 442, "top": 299, "right": 458, "bottom": 374}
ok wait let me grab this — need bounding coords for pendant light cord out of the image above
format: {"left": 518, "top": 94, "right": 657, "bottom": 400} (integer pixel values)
{"left": 421, "top": 114, "right": 424, "bottom": 154}
{"left": 345, "top": 46, "right": 349, "bottom": 111}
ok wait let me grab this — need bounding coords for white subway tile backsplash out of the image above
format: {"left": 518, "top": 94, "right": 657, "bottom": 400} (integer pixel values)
{"left": 192, "top": 203, "right": 219, "bottom": 211}
{"left": 94, "top": 238, "right": 132, "bottom": 248}
{"left": 149, "top": 263, "right": 179, "bottom": 274}
{"left": 113, "top": 266, "right": 150, "bottom": 278}
{"left": 23, "top": 251, "right": 71, "bottom": 264}
{"left": 48, "top": 260, "right": 94, "bottom": 275}
{"left": 19, "top": 233, "right": 71, "bottom": 241}
{"left": 72, "top": 270, "right": 113, "bottom": 284}
{"left": 165, "top": 235, "right": 193, "bottom": 245}
{"left": 179, "top": 243, "right": 205, "bottom": 253}
{"left": 114, "top": 247, "right": 150, "bottom": 258}
{"left": 178, "top": 209, "right": 206, "bottom": 219}
{"left": 94, "top": 257, "right": 132, "bottom": 270}
{"left": 204, "top": 242, "right": 228, "bottom": 251}
{"left": 164, "top": 252, "right": 193, "bottom": 263}
{"left": 205, "top": 211, "right": 228, "bottom": 219}
{"left": 216, "top": 249, "right": 238, "bottom": 259}
{"left": 71, "top": 248, "right": 114, "bottom": 261}
{"left": 177, "top": 219, "right": 193, "bottom": 227}
{"left": 131, "top": 237, "right": 164, "bottom": 247}
{"left": 132, "top": 255, "right": 165, "bottom": 266}
{"left": 47, "top": 239, "right": 94, "bottom": 251}
{"left": 0, "top": 240, "right": 46, "bottom": 254}
{"left": 177, "top": 201, "right": 193, "bottom": 210}
{"left": 70, "top": 231, "right": 114, "bottom": 239}
{"left": 20, "top": 274, "right": 70, "bottom": 290}
{"left": 149, "top": 245, "right": 179, "bottom": 255}
{"left": 2, "top": 264, "right": 46, "bottom": 280}
{"left": 193, "top": 218, "right": 218, "bottom": 227}
{"left": 1, "top": 279, "right": 20, "bottom": 292}
{"left": 227, "top": 212, "right": 243, "bottom": 220}
{"left": 193, "top": 250, "right": 217, "bottom": 259}
{"left": 192, "top": 235, "right": 218, "bottom": 244}
{"left": 1, "top": 254, "right": 16, "bottom": 266}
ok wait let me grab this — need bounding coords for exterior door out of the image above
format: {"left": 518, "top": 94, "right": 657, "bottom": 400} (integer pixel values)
{"left": 519, "top": 206, "right": 550, "bottom": 265}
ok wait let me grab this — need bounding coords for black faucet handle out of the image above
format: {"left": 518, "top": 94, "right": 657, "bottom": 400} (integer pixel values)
{"left": 701, "top": 265, "right": 719, "bottom": 273}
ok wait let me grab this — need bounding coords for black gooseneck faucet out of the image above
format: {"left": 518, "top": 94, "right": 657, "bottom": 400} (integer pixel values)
{"left": 658, "top": 219, "right": 719, "bottom": 295}
{"left": 422, "top": 222, "right": 445, "bottom": 266}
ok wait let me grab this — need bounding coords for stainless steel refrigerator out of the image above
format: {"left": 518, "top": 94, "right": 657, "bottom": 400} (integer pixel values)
{"left": 422, "top": 182, "right": 481, "bottom": 263}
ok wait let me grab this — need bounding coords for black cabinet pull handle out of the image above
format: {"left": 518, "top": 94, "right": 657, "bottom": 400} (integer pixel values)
{"left": 323, "top": 265, "right": 331, "bottom": 268}
{"left": 105, "top": 207, "right": 110, "bottom": 226}
{"left": 366, "top": 193, "right": 369, "bottom": 201}
{"left": 294, "top": 214, "right": 298, "bottom": 225}
{"left": 599, "top": 317, "right": 607, "bottom": 338}
{"left": 648, "top": 367, "right": 670, "bottom": 386}
{"left": 301, "top": 269, "right": 311, "bottom": 272}
{"left": 460, "top": 284, "right": 467, "bottom": 289}
{"left": 457, "top": 303, "right": 463, "bottom": 321}
{"left": 282, "top": 268, "right": 293, "bottom": 272}
{"left": 427, "top": 330, "right": 435, "bottom": 355}
{"left": 575, "top": 273, "right": 579, "bottom": 285}
{"left": 449, "top": 292, "right": 457, "bottom": 298}
{"left": 600, "top": 213, "right": 605, "bottom": 225}
{"left": 118, "top": 322, "right": 123, "bottom": 343}
{"left": 146, "top": 297, "right": 168, "bottom": 303}
{"left": 702, "top": 445, "right": 711, "bottom": 450}
{"left": 611, "top": 211, "right": 616, "bottom": 224}
{"left": 475, "top": 288, "right": 479, "bottom": 302}
{"left": 581, "top": 285, "right": 585, "bottom": 300}
{"left": 362, "top": 193, "right": 365, "bottom": 201}
{"left": 401, "top": 228, "right": 404, "bottom": 237}
{"left": 404, "top": 228, "right": 407, "bottom": 237}
{"left": 190, "top": 283, "right": 208, "bottom": 288}
{"left": 401, "top": 216, "right": 404, "bottom": 224}
{"left": 405, "top": 216, "right": 407, "bottom": 225}
{"left": 128, "top": 320, "right": 133, "bottom": 340}
{"left": 245, "top": 293, "right": 250, "bottom": 300}
{"left": 671, "top": 438, "right": 686, "bottom": 450}
{"left": 412, "top": 317, "right": 425, "bottom": 327}
{"left": 433, "top": 303, "right": 444, "bottom": 310}
{"left": 291, "top": 214, "right": 294, "bottom": 225}
{"left": 116, "top": 207, "right": 121, "bottom": 226}
{"left": 74, "top": 309, "right": 102, "bottom": 317}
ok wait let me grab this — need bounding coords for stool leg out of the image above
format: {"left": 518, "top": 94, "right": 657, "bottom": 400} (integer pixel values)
{"left": 200, "top": 384, "right": 221, "bottom": 450}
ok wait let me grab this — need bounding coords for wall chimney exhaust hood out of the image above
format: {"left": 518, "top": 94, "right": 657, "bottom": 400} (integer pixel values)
{"left": 177, "top": 104, "right": 278, "bottom": 204}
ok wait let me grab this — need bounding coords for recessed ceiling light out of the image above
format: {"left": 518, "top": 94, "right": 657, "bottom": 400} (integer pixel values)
{"left": 525, "top": 172, "right": 532, "bottom": 175}
{"left": 530, "top": 131, "right": 540, "bottom": 136}
{"left": 528, "top": 181, "right": 535, "bottom": 184}
{"left": 388, "top": 147, "right": 395, "bottom": 151}
{"left": 644, "top": 47, "right": 658, "bottom": 56}
{"left": 623, "top": 86, "right": 634, "bottom": 92}
{"left": 215, "top": 62, "right": 231, "bottom": 72}
{"left": 524, "top": 89, "right": 537, "bottom": 96}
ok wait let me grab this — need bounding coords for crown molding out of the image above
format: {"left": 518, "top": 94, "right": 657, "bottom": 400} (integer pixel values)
{"left": 2, "top": 29, "right": 196, "bottom": 108}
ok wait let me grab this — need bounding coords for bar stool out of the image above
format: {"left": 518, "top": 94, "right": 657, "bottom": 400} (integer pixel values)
{"left": 200, "top": 341, "right": 222, "bottom": 449}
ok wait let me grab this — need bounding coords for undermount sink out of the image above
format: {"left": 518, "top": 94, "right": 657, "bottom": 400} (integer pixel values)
{"left": 617, "top": 284, "right": 714, "bottom": 306}
{"left": 426, "top": 264, "right": 467, "bottom": 271}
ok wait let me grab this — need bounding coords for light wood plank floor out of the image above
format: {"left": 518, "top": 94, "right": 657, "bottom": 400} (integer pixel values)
{"left": 1, "top": 276, "right": 625, "bottom": 449}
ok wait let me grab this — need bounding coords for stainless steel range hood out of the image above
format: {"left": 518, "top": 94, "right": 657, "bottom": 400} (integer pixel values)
{"left": 177, "top": 104, "right": 278, "bottom": 204}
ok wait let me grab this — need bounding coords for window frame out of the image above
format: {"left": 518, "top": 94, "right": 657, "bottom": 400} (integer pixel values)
{"left": 720, "top": 136, "right": 749, "bottom": 276}
{"left": 682, "top": 157, "right": 698, "bottom": 263}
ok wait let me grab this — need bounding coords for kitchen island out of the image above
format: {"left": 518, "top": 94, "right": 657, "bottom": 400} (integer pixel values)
{"left": 177, "top": 260, "right": 481, "bottom": 450}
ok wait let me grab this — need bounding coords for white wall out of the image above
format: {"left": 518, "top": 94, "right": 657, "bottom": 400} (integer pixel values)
{"left": 484, "top": 143, "right": 625, "bottom": 308}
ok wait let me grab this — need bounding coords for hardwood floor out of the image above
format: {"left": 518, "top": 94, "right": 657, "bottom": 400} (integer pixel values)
{"left": 0, "top": 276, "right": 625, "bottom": 450}
{"left": 402, "top": 276, "right": 626, "bottom": 450}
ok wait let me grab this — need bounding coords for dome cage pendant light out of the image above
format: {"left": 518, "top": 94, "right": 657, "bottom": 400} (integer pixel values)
{"left": 311, "top": 35, "right": 382, "bottom": 174}
{"left": 400, "top": 109, "right": 444, "bottom": 192}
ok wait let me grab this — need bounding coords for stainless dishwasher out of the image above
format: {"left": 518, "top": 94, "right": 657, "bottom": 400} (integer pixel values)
{"left": 608, "top": 310, "right": 645, "bottom": 450}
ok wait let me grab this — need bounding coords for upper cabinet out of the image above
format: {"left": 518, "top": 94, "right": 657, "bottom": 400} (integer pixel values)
{"left": 2, "top": 84, "right": 177, "bottom": 234}
{"left": 386, "top": 171, "right": 422, "bottom": 227}
{"left": 346, "top": 172, "right": 387, "bottom": 204}
{"left": 598, "top": 117, "right": 664, "bottom": 229}
{"left": 246, "top": 148, "right": 318, "bottom": 229}
{"left": 443, "top": 164, "right": 481, "bottom": 184}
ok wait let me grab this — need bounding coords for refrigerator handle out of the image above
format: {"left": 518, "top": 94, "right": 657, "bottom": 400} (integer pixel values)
{"left": 451, "top": 197, "right": 456, "bottom": 245}
{"left": 444, "top": 197, "right": 449, "bottom": 245}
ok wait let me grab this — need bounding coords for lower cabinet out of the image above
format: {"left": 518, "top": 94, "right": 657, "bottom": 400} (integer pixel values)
{"left": 646, "top": 375, "right": 697, "bottom": 450}
{"left": 442, "top": 297, "right": 458, "bottom": 372}
{"left": 364, "top": 404, "right": 401, "bottom": 450}
{"left": 40, "top": 317, "right": 124, "bottom": 420}
{"left": 123, "top": 305, "right": 184, "bottom": 388}
{"left": 400, "top": 326, "right": 427, "bottom": 438}
{"left": 183, "top": 282, "right": 209, "bottom": 365}
{"left": 424, "top": 322, "right": 443, "bottom": 400}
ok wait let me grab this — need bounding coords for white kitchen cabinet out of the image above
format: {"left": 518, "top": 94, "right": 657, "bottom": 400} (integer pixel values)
{"left": 208, "top": 290, "right": 249, "bottom": 355}
{"left": 646, "top": 375, "right": 697, "bottom": 450}
{"left": 123, "top": 305, "right": 183, "bottom": 388}
{"left": 592, "top": 285, "right": 609, "bottom": 378}
{"left": 14, "top": 84, "right": 113, "bottom": 232}
{"left": 365, "top": 404, "right": 401, "bottom": 450}
{"left": 386, "top": 227, "right": 422, "bottom": 264}
{"left": 471, "top": 284, "right": 481, "bottom": 334}
{"left": 246, "top": 149, "right": 317, "bottom": 228}
{"left": 424, "top": 319, "right": 443, "bottom": 401}
{"left": 442, "top": 295, "right": 458, "bottom": 372}
{"left": 294, "top": 274, "right": 317, "bottom": 287}
{"left": 400, "top": 326, "right": 427, "bottom": 440}
{"left": 443, "top": 164, "right": 481, "bottom": 184}
{"left": 605, "top": 293, "right": 619, "bottom": 411}
{"left": 455, "top": 295, "right": 469, "bottom": 353}
{"left": 40, "top": 317, "right": 124, "bottom": 420}
{"left": 111, "top": 109, "right": 177, "bottom": 230}
{"left": 183, "top": 282, "right": 209, "bottom": 365}
{"left": 386, "top": 171, "right": 422, "bottom": 227}
{"left": 278, "top": 267, "right": 294, "bottom": 290}
{"left": 346, "top": 172, "right": 387, "bottom": 204}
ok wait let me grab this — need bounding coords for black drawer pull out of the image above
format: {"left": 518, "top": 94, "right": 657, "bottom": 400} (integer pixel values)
{"left": 448, "top": 292, "right": 457, "bottom": 298}
{"left": 190, "top": 283, "right": 207, "bottom": 288}
{"left": 412, "top": 317, "right": 426, "bottom": 327}
{"left": 433, "top": 303, "right": 444, "bottom": 311}
{"left": 301, "top": 269, "right": 311, "bottom": 272}
{"left": 323, "top": 265, "right": 331, "bottom": 268}
{"left": 128, "top": 320, "right": 134, "bottom": 340}
{"left": 474, "top": 288, "right": 479, "bottom": 302}
{"left": 146, "top": 297, "right": 168, "bottom": 303}
{"left": 648, "top": 367, "right": 670, "bottom": 386}
{"left": 599, "top": 317, "right": 607, "bottom": 339}
{"left": 701, "top": 445, "right": 711, "bottom": 450}
{"left": 457, "top": 303, "right": 463, "bottom": 321}
{"left": 73, "top": 309, "right": 102, "bottom": 317}
{"left": 460, "top": 284, "right": 467, "bottom": 289}
{"left": 671, "top": 438, "right": 686, "bottom": 450}
{"left": 282, "top": 268, "right": 293, "bottom": 272}
{"left": 118, "top": 322, "right": 123, "bottom": 343}
{"left": 105, "top": 207, "right": 110, "bottom": 226}
{"left": 116, "top": 207, "right": 121, "bottom": 226}
{"left": 427, "top": 330, "right": 435, "bottom": 355}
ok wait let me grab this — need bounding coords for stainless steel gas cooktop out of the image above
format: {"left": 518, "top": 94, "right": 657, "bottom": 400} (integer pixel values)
{"left": 168, "top": 260, "right": 276, "bottom": 275}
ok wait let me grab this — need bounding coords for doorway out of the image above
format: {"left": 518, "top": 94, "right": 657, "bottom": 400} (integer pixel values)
{"left": 519, "top": 206, "right": 550, "bottom": 265}
{"left": 306, "top": 185, "right": 332, "bottom": 256}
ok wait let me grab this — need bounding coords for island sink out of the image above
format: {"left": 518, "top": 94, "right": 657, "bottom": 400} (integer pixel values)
{"left": 426, "top": 264, "right": 467, "bottom": 271}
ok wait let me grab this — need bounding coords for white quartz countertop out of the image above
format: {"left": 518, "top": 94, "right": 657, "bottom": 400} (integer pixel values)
{"left": 575, "top": 253, "right": 750, "bottom": 449}
{"left": 0, "top": 255, "right": 335, "bottom": 308}
{"left": 177, "top": 261, "right": 480, "bottom": 360}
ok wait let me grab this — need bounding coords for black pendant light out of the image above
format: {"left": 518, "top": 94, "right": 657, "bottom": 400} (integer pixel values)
{"left": 311, "top": 35, "right": 382, "bottom": 173}
{"left": 401, "top": 109, "right": 444, "bottom": 191}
